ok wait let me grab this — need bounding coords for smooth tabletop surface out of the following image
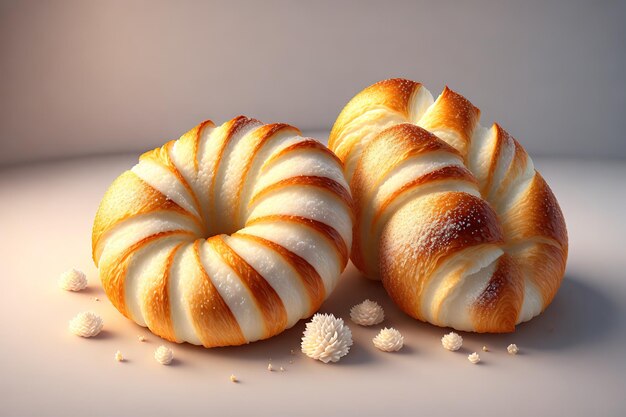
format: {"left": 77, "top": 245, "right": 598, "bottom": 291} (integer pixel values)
{"left": 0, "top": 153, "right": 625, "bottom": 417}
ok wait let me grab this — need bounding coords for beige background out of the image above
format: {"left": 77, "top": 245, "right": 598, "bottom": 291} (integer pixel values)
{"left": 1, "top": 1, "right": 626, "bottom": 416}
{"left": 1, "top": 0, "right": 626, "bottom": 166}
{"left": 0, "top": 152, "right": 625, "bottom": 417}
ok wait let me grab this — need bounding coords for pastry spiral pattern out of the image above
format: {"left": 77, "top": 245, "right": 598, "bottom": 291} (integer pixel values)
{"left": 93, "top": 116, "right": 353, "bottom": 346}
{"left": 329, "top": 79, "right": 567, "bottom": 332}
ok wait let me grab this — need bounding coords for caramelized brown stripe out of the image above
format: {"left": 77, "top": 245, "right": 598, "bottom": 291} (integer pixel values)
{"left": 194, "top": 120, "right": 214, "bottom": 172}
{"left": 501, "top": 173, "right": 568, "bottom": 245}
{"left": 484, "top": 124, "right": 507, "bottom": 196}
{"left": 92, "top": 171, "right": 193, "bottom": 264}
{"left": 233, "top": 123, "right": 298, "bottom": 225}
{"left": 208, "top": 116, "right": 260, "bottom": 227}
{"left": 234, "top": 233, "right": 325, "bottom": 315}
{"left": 329, "top": 78, "right": 422, "bottom": 154}
{"left": 246, "top": 214, "right": 349, "bottom": 268}
{"left": 419, "top": 86, "right": 480, "bottom": 156}
{"left": 99, "top": 230, "right": 194, "bottom": 318}
{"left": 161, "top": 140, "right": 203, "bottom": 217}
{"left": 509, "top": 240, "right": 567, "bottom": 307}
{"left": 208, "top": 235, "right": 288, "bottom": 339}
{"left": 249, "top": 175, "right": 353, "bottom": 214}
{"left": 142, "top": 242, "right": 184, "bottom": 342}
{"left": 329, "top": 79, "right": 422, "bottom": 160}
{"left": 371, "top": 166, "right": 478, "bottom": 229}
{"left": 352, "top": 124, "right": 462, "bottom": 220}
{"left": 262, "top": 139, "right": 344, "bottom": 172}
{"left": 191, "top": 240, "right": 246, "bottom": 347}
{"left": 470, "top": 254, "right": 524, "bottom": 333}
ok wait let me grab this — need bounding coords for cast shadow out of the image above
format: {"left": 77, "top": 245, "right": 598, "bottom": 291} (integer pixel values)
{"left": 324, "top": 269, "right": 619, "bottom": 352}
{"left": 173, "top": 270, "right": 614, "bottom": 364}
{"left": 457, "top": 273, "right": 618, "bottom": 350}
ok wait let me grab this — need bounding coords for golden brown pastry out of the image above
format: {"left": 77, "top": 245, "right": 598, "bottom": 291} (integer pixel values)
{"left": 329, "top": 79, "right": 567, "bottom": 332}
{"left": 93, "top": 116, "right": 353, "bottom": 346}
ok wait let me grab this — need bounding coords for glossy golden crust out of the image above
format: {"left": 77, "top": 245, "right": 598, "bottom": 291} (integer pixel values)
{"left": 140, "top": 242, "right": 183, "bottom": 342}
{"left": 380, "top": 193, "right": 505, "bottom": 319}
{"left": 470, "top": 254, "right": 524, "bottom": 332}
{"left": 418, "top": 86, "right": 481, "bottom": 156}
{"left": 246, "top": 214, "right": 349, "bottom": 269}
{"left": 330, "top": 78, "right": 568, "bottom": 332}
{"left": 329, "top": 79, "right": 425, "bottom": 169}
{"left": 232, "top": 123, "right": 299, "bottom": 225}
{"left": 189, "top": 240, "right": 246, "bottom": 347}
{"left": 92, "top": 116, "right": 352, "bottom": 346}
{"left": 234, "top": 233, "right": 326, "bottom": 316}
{"left": 208, "top": 236, "right": 288, "bottom": 339}
{"left": 92, "top": 171, "right": 191, "bottom": 264}
{"left": 248, "top": 175, "right": 354, "bottom": 214}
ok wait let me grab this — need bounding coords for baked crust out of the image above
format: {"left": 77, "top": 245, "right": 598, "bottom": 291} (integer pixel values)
{"left": 93, "top": 116, "right": 353, "bottom": 346}
{"left": 330, "top": 78, "right": 568, "bottom": 332}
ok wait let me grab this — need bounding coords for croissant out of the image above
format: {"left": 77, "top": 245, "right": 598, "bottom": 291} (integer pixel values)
{"left": 92, "top": 116, "right": 353, "bottom": 346}
{"left": 329, "top": 79, "right": 567, "bottom": 332}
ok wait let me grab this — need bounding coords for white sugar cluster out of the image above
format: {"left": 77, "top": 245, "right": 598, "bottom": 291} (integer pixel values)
{"left": 373, "top": 328, "right": 404, "bottom": 352}
{"left": 350, "top": 299, "right": 385, "bottom": 326}
{"left": 69, "top": 312, "right": 103, "bottom": 337}
{"left": 301, "top": 313, "right": 353, "bottom": 363}
{"left": 468, "top": 352, "right": 480, "bottom": 364}
{"left": 441, "top": 332, "right": 463, "bottom": 351}
{"left": 507, "top": 343, "right": 519, "bottom": 354}
{"left": 58, "top": 268, "right": 88, "bottom": 291}
{"left": 154, "top": 346, "right": 174, "bottom": 365}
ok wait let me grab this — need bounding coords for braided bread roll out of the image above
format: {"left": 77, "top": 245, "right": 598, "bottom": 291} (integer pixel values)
{"left": 329, "top": 79, "right": 567, "bottom": 332}
{"left": 93, "top": 116, "right": 353, "bottom": 346}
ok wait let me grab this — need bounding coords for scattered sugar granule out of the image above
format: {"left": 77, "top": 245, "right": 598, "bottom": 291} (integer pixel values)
{"left": 507, "top": 344, "right": 519, "bottom": 355}
{"left": 267, "top": 363, "right": 274, "bottom": 372}
{"left": 372, "top": 328, "right": 404, "bottom": 352}
{"left": 279, "top": 366, "right": 285, "bottom": 372}
{"left": 441, "top": 332, "right": 463, "bottom": 351}
{"left": 138, "top": 335, "right": 146, "bottom": 342}
{"left": 289, "top": 359, "right": 294, "bottom": 364}
{"left": 290, "top": 349, "right": 296, "bottom": 355}
{"left": 154, "top": 346, "right": 173, "bottom": 365}
{"left": 468, "top": 352, "right": 481, "bottom": 364}
{"left": 350, "top": 299, "right": 385, "bottom": 326}
{"left": 482, "top": 346, "right": 489, "bottom": 352}
{"left": 115, "top": 350, "right": 124, "bottom": 362}
{"left": 230, "top": 374, "right": 238, "bottom": 383}
{"left": 58, "top": 268, "right": 87, "bottom": 291}
{"left": 69, "top": 312, "right": 103, "bottom": 337}
{"left": 94, "top": 297, "right": 99, "bottom": 302}
{"left": 301, "top": 313, "right": 353, "bottom": 363}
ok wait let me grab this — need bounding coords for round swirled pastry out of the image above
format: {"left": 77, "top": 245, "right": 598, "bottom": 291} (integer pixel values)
{"left": 93, "top": 116, "right": 353, "bottom": 347}
{"left": 329, "top": 79, "right": 567, "bottom": 332}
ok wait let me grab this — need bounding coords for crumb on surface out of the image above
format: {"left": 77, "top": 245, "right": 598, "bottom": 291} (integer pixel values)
{"left": 138, "top": 335, "right": 146, "bottom": 342}
{"left": 441, "top": 332, "right": 463, "bottom": 351}
{"left": 350, "top": 299, "right": 385, "bottom": 326}
{"left": 230, "top": 374, "right": 238, "bottom": 383}
{"left": 154, "top": 345, "right": 173, "bottom": 365}
{"left": 482, "top": 345, "right": 489, "bottom": 352}
{"left": 507, "top": 343, "right": 519, "bottom": 355}
{"left": 372, "top": 327, "right": 404, "bottom": 352}
{"left": 301, "top": 313, "right": 353, "bottom": 363}
{"left": 267, "top": 363, "right": 274, "bottom": 371}
{"left": 69, "top": 311, "right": 103, "bottom": 338}
{"left": 279, "top": 366, "right": 285, "bottom": 372}
{"left": 115, "top": 350, "right": 124, "bottom": 362}
{"left": 468, "top": 352, "right": 480, "bottom": 364}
